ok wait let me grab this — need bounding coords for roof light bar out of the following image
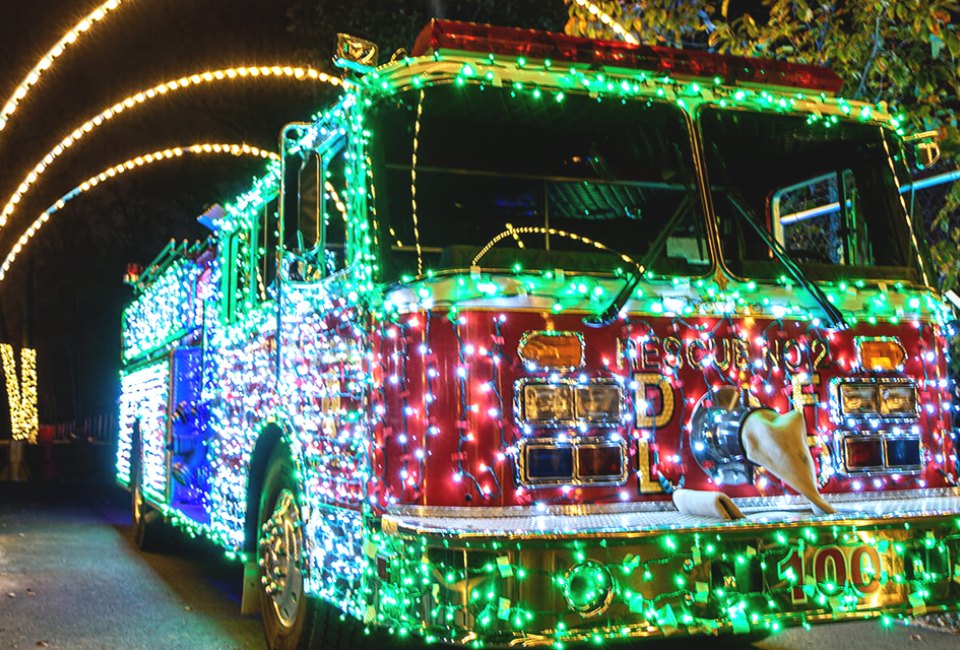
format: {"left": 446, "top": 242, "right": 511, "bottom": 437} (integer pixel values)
{"left": 412, "top": 20, "right": 843, "bottom": 94}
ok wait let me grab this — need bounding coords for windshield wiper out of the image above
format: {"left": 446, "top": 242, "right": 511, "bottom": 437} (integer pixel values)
{"left": 583, "top": 268, "right": 642, "bottom": 328}
{"left": 583, "top": 195, "right": 694, "bottom": 328}
{"left": 728, "top": 194, "right": 849, "bottom": 330}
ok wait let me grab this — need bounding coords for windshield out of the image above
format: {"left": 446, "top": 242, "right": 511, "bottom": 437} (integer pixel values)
{"left": 369, "top": 85, "right": 706, "bottom": 282}
{"left": 700, "top": 107, "right": 920, "bottom": 283}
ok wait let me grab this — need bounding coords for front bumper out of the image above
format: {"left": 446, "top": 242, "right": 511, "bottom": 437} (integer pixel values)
{"left": 372, "top": 490, "right": 960, "bottom": 645}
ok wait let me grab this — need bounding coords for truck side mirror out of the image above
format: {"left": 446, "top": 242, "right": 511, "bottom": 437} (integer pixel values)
{"left": 280, "top": 123, "right": 313, "bottom": 252}
{"left": 334, "top": 33, "right": 379, "bottom": 74}
{"left": 903, "top": 130, "right": 941, "bottom": 170}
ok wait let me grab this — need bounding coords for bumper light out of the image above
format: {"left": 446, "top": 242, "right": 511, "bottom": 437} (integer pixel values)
{"left": 519, "top": 381, "right": 621, "bottom": 426}
{"left": 562, "top": 560, "right": 614, "bottom": 617}
{"left": 575, "top": 384, "right": 621, "bottom": 423}
{"left": 885, "top": 437, "right": 922, "bottom": 468}
{"left": 520, "top": 440, "right": 626, "bottom": 486}
{"left": 844, "top": 438, "right": 884, "bottom": 470}
{"left": 523, "top": 384, "right": 574, "bottom": 423}
{"left": 835, "top": 379, "right": 919, "bottom": 421}
{"left": 577, "top": 445, "right": 623, "bottom": 478}
{"left": 525, "top": 445, "right": 575, "bottom": 481}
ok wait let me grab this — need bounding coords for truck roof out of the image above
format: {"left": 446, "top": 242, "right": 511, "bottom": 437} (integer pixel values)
{"left": 411, "top": 19, "right": 843, "bottom": 95}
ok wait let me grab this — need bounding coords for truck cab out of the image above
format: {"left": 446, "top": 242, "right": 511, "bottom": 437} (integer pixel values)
{"left": 118, "top": 20, "right": 960, "bottom": 648}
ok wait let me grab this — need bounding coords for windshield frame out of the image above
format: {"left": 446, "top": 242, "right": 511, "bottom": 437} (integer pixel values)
{"left": 693, "top": 101, "right": 929, "bottom": 290}
{"left": 365, "top": 80, "right": 717, "bottom": 286}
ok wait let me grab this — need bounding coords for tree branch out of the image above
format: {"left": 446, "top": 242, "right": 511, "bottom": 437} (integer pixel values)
{"left": 854, "top": 11, "right": 884, "bottom": 100}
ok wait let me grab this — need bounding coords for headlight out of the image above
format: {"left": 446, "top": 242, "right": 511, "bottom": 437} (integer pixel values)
{"left": 520, "top": 382, "right": 622, "bottom": 425}
{"left": 879, "top": 384, "right": 917, "bottom": 416}
{"left": 840, "top": 383, "right": 878, "bottom": 415}
{"left": 523, "top": 384, "right": 574, "bottom": 423}
{"left": 575, "top": 384, "right": 621, "bottom": 423}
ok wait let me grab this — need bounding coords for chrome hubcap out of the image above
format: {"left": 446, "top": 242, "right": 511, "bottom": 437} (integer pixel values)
{"left": 259, "top": 489, "right": 304, "bottom": 629}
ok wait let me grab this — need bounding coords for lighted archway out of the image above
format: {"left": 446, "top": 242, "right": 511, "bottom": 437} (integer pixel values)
{"left": 0, "top": 0, "right": 134, "bottom": 135}
{"left": 572, "top": 0, "right": 640, "bottom": 44}
{"left": 0, "top": 66, "right": 346, "bottom": 231}
{"left": 0, "top": 143, "right": 278, "bottom": 284}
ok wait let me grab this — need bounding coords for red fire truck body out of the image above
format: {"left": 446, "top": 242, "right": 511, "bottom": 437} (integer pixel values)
{"left": 117, "top": 20, "right": 960, "bottom": 649}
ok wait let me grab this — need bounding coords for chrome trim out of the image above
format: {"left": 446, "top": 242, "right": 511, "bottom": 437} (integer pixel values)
{"left": 384, "top": 487, "right": 960, "bottom": 519}
{"left": 382, "top": 491, "right": 960, "bottom": 540}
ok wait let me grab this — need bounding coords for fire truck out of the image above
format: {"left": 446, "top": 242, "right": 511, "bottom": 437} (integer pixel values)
{"left": 117, "top": 20, "right": 960, "bottom": 649}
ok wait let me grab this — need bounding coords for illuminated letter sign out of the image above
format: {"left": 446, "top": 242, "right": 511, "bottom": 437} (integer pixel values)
{"left": 1, "top": 344, "right": 38, "bottom": 443}
{"left": 634, "top": 373, "right": 674, "bottom": 428}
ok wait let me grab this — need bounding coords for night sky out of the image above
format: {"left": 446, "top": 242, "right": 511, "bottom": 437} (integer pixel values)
{"left": 0, "top": 0, "right": 335, "bottom": 433}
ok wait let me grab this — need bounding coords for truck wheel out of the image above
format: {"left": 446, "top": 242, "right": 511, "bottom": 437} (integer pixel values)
{"left": 257, "top": 448, "right": 323, "bottom": 650}
{"left": 257, "top": 446, "right": 372, "bottom": 650}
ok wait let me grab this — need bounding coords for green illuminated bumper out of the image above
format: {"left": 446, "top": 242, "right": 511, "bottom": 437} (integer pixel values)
{"left": 372, "top": 493, "right": 960, "bottom": 645}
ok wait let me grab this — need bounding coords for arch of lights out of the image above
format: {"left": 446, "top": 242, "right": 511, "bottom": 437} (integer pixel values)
{"left": 572, "top": 0, "right": 640, "bottom": 44}
{"left": 0, "top": 66, "right": 346, "bottom": 232}
{"left": 0, "top": 0, "right": 133, "bottom": 135}
{"left": 0, "top": 143, "right": 278, "bottom": 284}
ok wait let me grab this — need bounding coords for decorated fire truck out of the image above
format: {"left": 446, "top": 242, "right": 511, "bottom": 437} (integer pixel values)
{"left": 117, "top": 20, "right": 960, "bottom": 649}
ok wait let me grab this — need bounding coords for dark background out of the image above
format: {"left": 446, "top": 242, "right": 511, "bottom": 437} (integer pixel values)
{"left": 0, "top": 1, "right": 563, "bottom": 459}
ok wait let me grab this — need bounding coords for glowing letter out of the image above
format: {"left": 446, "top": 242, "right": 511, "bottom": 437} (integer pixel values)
{"left": 1, "top": 345, "right": 38, "bottom": 443}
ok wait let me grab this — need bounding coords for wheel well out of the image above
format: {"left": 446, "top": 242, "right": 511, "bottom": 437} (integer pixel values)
{"left": 244, "top": 424, "right": 284, "bottom": 555}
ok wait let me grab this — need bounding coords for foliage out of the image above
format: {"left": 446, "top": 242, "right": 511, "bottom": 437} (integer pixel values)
{"left": 565, "top": 0, "right": 960, "bottom": 291}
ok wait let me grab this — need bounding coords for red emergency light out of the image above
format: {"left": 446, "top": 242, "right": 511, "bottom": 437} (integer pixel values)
{"left": 412, "top": 20, "right": 843, "bottom": 94}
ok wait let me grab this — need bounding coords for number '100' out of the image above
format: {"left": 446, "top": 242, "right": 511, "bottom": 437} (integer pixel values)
{"left": 777, "top": 545, "right": 883, "bottom": 603}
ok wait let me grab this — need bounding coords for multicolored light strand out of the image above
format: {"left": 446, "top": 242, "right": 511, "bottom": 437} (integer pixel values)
{"left": 0, "top": 143, "right": 278, "bottom": 284}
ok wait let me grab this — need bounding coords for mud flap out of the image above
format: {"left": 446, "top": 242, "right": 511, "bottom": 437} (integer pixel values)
{"left": 240, "top": 559, "right": 260, "bottom": 616}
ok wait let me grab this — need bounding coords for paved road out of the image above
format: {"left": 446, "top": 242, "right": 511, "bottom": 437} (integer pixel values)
{"left": 0, "top": 482, "right": 957, "bottom": 650}
{"left": 0, "top": 483, "right": 262, "bottom": 649}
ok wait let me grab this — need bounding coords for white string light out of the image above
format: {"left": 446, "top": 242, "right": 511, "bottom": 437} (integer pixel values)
{"left": 0, "top": 0, "right": 132, "bottom": 135}
{"left": 0, "top": 66, "right": 345, "bottom": 232}
{"left": 0, "top": 143, "right": 278, "bottom": 284}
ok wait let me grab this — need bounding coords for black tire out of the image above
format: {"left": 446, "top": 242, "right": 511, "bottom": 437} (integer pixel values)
{"left": 257, "top": 446, "right": 370, "bottom": 650}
